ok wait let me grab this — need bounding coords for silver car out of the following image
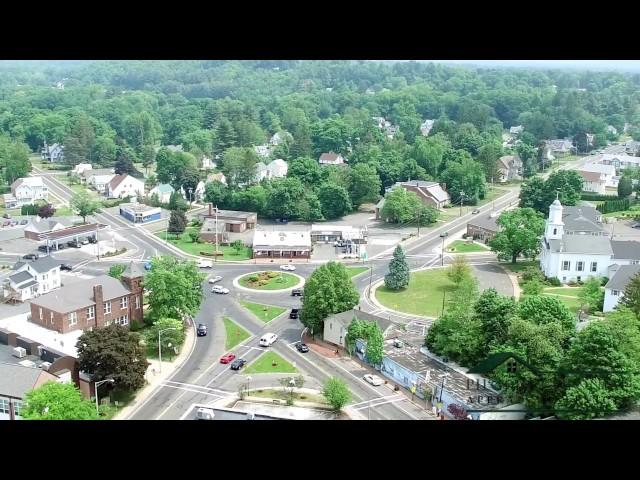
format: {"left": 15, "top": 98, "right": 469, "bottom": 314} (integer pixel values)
{"left": 208, "top": 275, "right": 223, "bottom": 284}
{"left": 363, "top": 374, "right": 384, "bottom": 386}
{"left": 211, "top": 285, "right": 229, "bottom": 294}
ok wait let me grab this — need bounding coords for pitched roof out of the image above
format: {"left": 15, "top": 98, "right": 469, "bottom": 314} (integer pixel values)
{"left": 578, "top": 170, "right": 603, "bottom": 182}
{"left": 548, "top": 235, "right": 613, "bottom": 255}
{"left": 468, "top": 215, "right": 500, "bottom": 232}
{"left": 327, "top": 309, "right": 393, "bottom": 335}
{"left": 319, "top": 152, "right": 343, "bottom": 162}
{"left": 562, "top": 207, "right": 603, "bottom": 233}
{"left": 84, "top": 168, "right": 115, "bottom": 178}
{"left": 24, "top": 219, "right": 64, "bottom": 234}
{"left": 121, "top": 261, "right": 146, "bottom": 279}
{"left": 26, "top": 256, "right": 61, "bottom": 274}
{"left": 581, "top": 164, "right": 616, "bottom": 176}
{"left": 109, "top": 174, "right": 128, "bottom": 190}
{"left": 0, "top": 363, "right": 56, "bottom": 399}
{"left": 11, "top": 177, "right": 45, "bottom": 189}
{"left": 151, "top": 183, "right": 174, "bottom": 195}
{"left": 9, "top": 271, "right": 34, "bottom": 284}
{"left": 611, "top": 241, "right": 640, "bottom": 260}
{"left": 606, "top": 265, "right": 640, "bottom": 291}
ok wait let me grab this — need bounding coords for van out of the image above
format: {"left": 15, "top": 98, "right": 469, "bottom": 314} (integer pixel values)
{"left": 198, "top": 260, "right": 213, "bottom": 268}
{"left": 259, "top": 333, "right": 278, "bottom": 347}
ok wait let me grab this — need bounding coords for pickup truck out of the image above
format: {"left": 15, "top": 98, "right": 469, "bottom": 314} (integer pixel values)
{"left": 198, "top": 260, "right": 213, "bottom": 268}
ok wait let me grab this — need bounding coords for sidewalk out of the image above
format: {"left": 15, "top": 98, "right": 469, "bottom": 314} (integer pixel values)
{"left": 113, "top": 323, "right": 196, "bottom": 420}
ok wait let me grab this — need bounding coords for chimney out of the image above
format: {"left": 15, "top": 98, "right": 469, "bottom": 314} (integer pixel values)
{"left": 93, "top": 284, "right": 104, "bottom": 327}
{"left": 440, "top": 183, "right": 447, "bottom": 191}
{"left": 93, "top": 284, "right": 103, "bottom": 304}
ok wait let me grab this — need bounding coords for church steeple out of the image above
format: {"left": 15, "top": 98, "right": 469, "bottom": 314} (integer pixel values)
{"left": 545, "top": 197, "right": 564, "bottom": 240}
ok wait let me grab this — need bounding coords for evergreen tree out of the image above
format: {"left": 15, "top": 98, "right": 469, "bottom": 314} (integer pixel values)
{"left": 621, "top": 272, "right": 640, "bottom": 319}
{"left": 618, "top": 175, "right": 633, "bottom": 198}
{"left": 168, "top": 210, "right": 187, "bottom": 236}
{"left": 384, "top": 245, "right": 410, "bottom": 290}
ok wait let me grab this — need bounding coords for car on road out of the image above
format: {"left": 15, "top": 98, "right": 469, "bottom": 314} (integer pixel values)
{"left": 2, "top": 213, "right": 11, "bottom": 219}
{"left": 22, "top": 253, "right": 39, "bottom": 260}
{"left": 144, "top": 262, "right": 152, "bottom": 271}
{"left": 220, "top": 353, "right": 236, "bottom": 364}
{"left": 280, "top": 264, "right": 296, "bottom": 271}
{"left": 211, "top": 285, "right": 230, "bottom": 294}
{"left": 289, "top": 308, "right": 300, "bottom": 319}
{"left": 259, "top": 333, "right": 278, "bottom": 347}
{"left": 208, "top": 275, "right": 223, "bottom": 284}
{"left": 197, "top": 324, "right": 208, "bottom": 336}
{"left": 363, "top": 374, "right": 384, "bottom": 386}
{"left": 472, "top": 209, "right": 480, "bottom": 214}
{"left": 230, "top": 358, "right": 246, "bottom": 370}
{"left": 2, "top": 221, "right": 10, "bottom": 227}
{"left": 632, "top": 222, "right": 640, "bottom": 229}
{"left": 59, "top": 263, "right": 73, "bottom": 271}
{"left": 291, "top": 288, "right": 303, "bottom": 297}
{"left": 198, "top": 260, "right": 213, "bottom": 268}
{"left": 67, "top": 240, "right": 81, "bottom": 248}
{"left": 295, "top": 342, "right": 309, "bottom": 353}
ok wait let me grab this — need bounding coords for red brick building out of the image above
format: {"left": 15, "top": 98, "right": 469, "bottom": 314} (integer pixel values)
{"left": 28, "top": 263, "right": 145, "bottom": 334}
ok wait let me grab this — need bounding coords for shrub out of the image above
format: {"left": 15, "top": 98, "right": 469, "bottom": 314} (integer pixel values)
{"left": 258, "top": 279, "right": 268, "bottom": 286}
{"left": 547, "top": 277, "right": 562, "bottom": 287}
{"left": 522, "top": 266, "right": 545, "bottom": 283}
{"left": 568, "top": 280, "right": 577, "bottom": 287}
{"left": 267, "top": 271, "right": 279, "bottom": 278}
{"left": 600, "top": 277, "right": 609, "bottom": 287}
{"left": 129, "top": 321, "right": 145, "bottom": 331}
{"left": 248, "top": 275, "right": 259, "bottom": 282}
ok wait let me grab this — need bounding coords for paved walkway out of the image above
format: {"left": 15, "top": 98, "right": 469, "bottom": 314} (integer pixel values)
{"left": 114, "top": 323, "right": 196, "bottom": 420}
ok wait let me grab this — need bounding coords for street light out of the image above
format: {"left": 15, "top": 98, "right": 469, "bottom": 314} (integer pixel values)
{"left": 94, "top": 378, "right": 115, "bottom": 414}
{"left": 158, "top": 327, "right": 178, "bottom": 373}
{"left": 247, "top": 376, "right": 252, "bottom": 395}
{"left": 459, "top": 191, "right": 465, "bottom": 217}
{"left": 439, "top": 232, "right": 448, "bottom": 266}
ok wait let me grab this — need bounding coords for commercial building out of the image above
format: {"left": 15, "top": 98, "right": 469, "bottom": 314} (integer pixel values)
{"left": 252, "top": 229, "right": 311, "bottom": 259}
{"left": 119, "top": 203, "right": 162, "bottom": 223}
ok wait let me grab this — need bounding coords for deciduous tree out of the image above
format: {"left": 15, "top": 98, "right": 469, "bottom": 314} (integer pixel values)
{"left": 21, "top": 382, "right": 99, "bottom": 420}
{"left": 322, "top": 377, "right": 351, "bottom": 412}
{"left": 70, "top": 191, "right": 101, "bottom": 223}
{"left": 489, "top": 208, "right": 545, "bottom": 263}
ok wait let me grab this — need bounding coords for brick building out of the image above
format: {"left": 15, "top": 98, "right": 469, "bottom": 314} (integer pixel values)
{"left": 28, "top": 263, "right": 145, "bottom": 334}
{"left": 467, "top": 214, "right": 500, "bottom": 242}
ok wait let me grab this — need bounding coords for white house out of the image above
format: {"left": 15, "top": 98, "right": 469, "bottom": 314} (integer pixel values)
{"left": 201, "top": 156, "right": 215, "bottom": 170}
{"left": 180, "top": 182, "right": 206, "bottom": 203}
{"left": 3, "top": 257, "right": 61, "bottom": 302}
{"left": 207, "top": 172, "right": 227, "bottom": 185}
{"left": 84, "top": 168, "right": 116, "bottom": 191}
{"left": 254, "top": 145, "right": 271, "bottom": 158}
{"left": 270, "top": 132, "right": 283, "bottom": 146}
{"left": 595, "top": 154, "right": 640, "bottom": 171}
{"left": 578, "top": 170, "right": 607, "bottom": 194}
{"left": 606, "top": 125, "right": 618, "bottom": 136}
{"left": 625, "top": 140, "right": 640, "bottom": 156}
{"left": 580, "top": 163, "right": 617, "bottom": 188}
{"left": 9, "top": 177, "right": 48, "bottom": 207}
{"left": 318, "top": 152, "right": 346, "bottom": 166}
{"left": 266, "top": 159, "right": 288, "bottom": 179}
{"left": 254, "top": 162, "right": 268, "bottom": 182}
{"left": 108, "top": 174, "right": 145, "bottom": 200}
{"left": 148, "top": 183, "right": 174, "bottom": 204}
{"left": 509, "top": 125, "right": 524, "bottom": 136}
{"left": 546, "top": 139, "right": 574, "bottom": 155}
{"left": 496, "top": 155, "right": 523, "bottom": 182}
{"left": 72, "top": 163, "right": 93, "bottom": 176}
{"left": 604, "top": 265, "right": 640, "bottom": 312}
{"left": 420, "top": 119, "right": 435, "bottom": 136}
{"left": 41, "top": 143, "right": 64, "bottom": 163}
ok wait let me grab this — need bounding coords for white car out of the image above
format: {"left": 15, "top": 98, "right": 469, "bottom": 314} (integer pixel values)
{"left": 211, "top": 285, "right": 229, "bottom": 294}
{"left": 363, "top": 374, "right": 384, "bottom": 386}
{"left": 198, "top": 260, "right": 213, "bottom": 268}
{"left": 208, "top": 275, "right": 223, "bottom": 284}
{"left": 280, "top": 264, "right": 296, "bottom": 271}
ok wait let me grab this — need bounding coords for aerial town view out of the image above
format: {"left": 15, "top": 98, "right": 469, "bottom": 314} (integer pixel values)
{"left": 1, "top": 59, "right": 640, "bottom": 421}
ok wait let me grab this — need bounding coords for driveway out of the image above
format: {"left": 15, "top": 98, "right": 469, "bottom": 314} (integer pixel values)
{"left": 472, "top": 263, "right": 514, "bottom": 297}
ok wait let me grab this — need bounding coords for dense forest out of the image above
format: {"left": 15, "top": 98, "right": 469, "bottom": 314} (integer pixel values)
{"left": 1, "top": 60, "right": 639, "bottom": 219}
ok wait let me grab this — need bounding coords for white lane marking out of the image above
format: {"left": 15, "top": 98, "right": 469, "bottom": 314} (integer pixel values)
{"left": 160, "top": 384, "right": 227, "bottom": 397}
{"left": 350, "top": 394, "right": 401, "bottom": 408}
{"left": 163, "top": 380, "right": 231, "bottom": 396}
{"left": 179, "top": 404, "right": 198, "bottom": 420}
{"left": 354, "top": 395, "right": 407, "bottom": 410}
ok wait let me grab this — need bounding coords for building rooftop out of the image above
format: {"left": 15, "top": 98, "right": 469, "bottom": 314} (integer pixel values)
{"left": 201, "top": 217, "right": 226, "bottom": 234}
{"left": 0, "top": 312, "right": 82, "bottom": 357}
{"left": 120, "top": 202, "right": 160, "bottom": 213}
{"left": 11, "top": 177, "right": 45, "bottom": 189}
{"left": 22, "top": 256, "right": 61, "bottom": 274}
{"left": 253, "top": 230, "right": 311, "bottom": 248}
{"left": 83, "top": 168, "right": 115, "bottom": 178}
{"left": 548, "top": 234, "right": 613, "bottom": 255}
{"left": 121, "top": 261, "right": 147, "bottom": 280}
{"left": 0, "top": 362, "right": 58, "bottom": 399}
{"left": 611, "top": 240, "right": 640, "bottom": 260}
{"left": 210, "top": 209, "right": 256, "bottom": 220}
{"left": 605, "top": 264, "right": 640, "bottom": 291}
{"left": 468, "top": 214, "right": 500, "bottom": 232}
{"left": 327, "top": 309, "right": 393, "bottom": 334}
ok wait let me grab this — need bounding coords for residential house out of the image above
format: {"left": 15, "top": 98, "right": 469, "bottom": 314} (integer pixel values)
{"left": 270, "top": 132, "right": 283, "bottom": 146}
{"left": 108, "top": 174, "right": 145, "bottom": 200}
{"left": 496, "top": 155, "right": 523, "bottom": 182}
{"left": 586, "top": 133, "right": 595, "bottom": 148}
{"left": 467, "top": 214, "right": 500, "bottom": 242}
{"left": 9, "top": 177, "right": 48, "bottom": 207}
{"left": 606, "top": 125, "right": 618, "bottom": 136}
{"left": 254, "top": 145, "right": 271, "bottom": 158}
{"left": 29, "top": 263, "right": 145, "bottom": 334}
{"left": 1, "top": 194, "right": 18, "bottom": 209}
{"left": 546, "top": 139, "right": 575, "bottom": 155}
{"left": 266, "top": 159, "right": 288, "bottom": 179}
{"left": 604, "top": 265, "right": 640, "bottom": 312}
{"left": 208, "top": 172, "right": 227, "bottom": 185}
{"left": 3, "top": 257, "right": 62, "bottom": 303}
{"left": 252, "top": 229, "right": 311, "bottom": 260}
{"left": 41, "top": 143, "right": 64, "bottom": 163}
{"left": 119, "top": 203, "right": 162, "bottom": 224}
{"left": 254, "top": 162, "right": 268, "bottom": 182}
{"left": 0, "top": 363, "right": 60, "bottom": 420}
{"left": 625, "top": 140, "right": 640, "bottom": 156}
{"left": 148, "top": 183, "right": 174, "bottom": 204}
{"left": 610, "top": 241, "right": 640, "bottom": 267}
{"left": 200, "top": 156, "right": 214, "bottom": 170}
{"left": 365, "top": 88, "right": 375, "bottom": 95}
{"left": 595, "top": 154, "right": 640, "bottom": 171}
{"left": 23, "top": 218, "right": 66, "bottom": 241}
{"left": 72, "top": 163, "right": 93, "bottom": 176}
{"left": 84, "top": 168, "right": 116, "bottom": 191}
{"left": 578, "top": 170, "right": 607, "bottom": 194}
{"left": 372, "top": 117, "right": 399, "bottom": 139}
{"left": 323, "top": 309, "right": 392, "bottom": 349}
{"left": 420, "top": 119, "right": 435, "bottom": 136}
{"left": 318, "top": 152, "right": 346, "bottom": 166}
{"left": 561, "top": 205, "right": 605, "bottom": 236}
{"left": 509, "top": 125, "right": 524, "bottom": 136}
{"left": 579, "top": 163, "right": 618, "bottom": 188}
{"left": 389, "top": 180, "right": 451, "bottom": 210}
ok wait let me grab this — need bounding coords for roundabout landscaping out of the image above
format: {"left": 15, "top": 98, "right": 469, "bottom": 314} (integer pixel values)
{"left": 234, "top": 270, "right": 304, "bottom": 292}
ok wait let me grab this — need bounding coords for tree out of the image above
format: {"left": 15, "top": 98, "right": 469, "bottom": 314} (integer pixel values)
{"left": 144, "top": 256, "right": 204, "bottom": 323}
{"left": 516, "top": 143, "right": 538, "bottom": 177}
{"left": 473, "top": 288, "right": 516, "bottom": 350}
{"left": 114, "top": 145, "right": 140, "bottom": 177}
{"left": 188, "top": 230, "right": 200, "bottom": 243}
{"left": 380, "top": 188, "right": 423, "bottom": 224}
{"left": 447, "top": 255, "right": 472, "bottom": 285}
{"left": 384, "top": 245, "right": 410, "bottom": 290}
{"left": 349, "top": 163, "right": 381, "bottom": 206}
{"left": 520, "top": 171, "right": 583, "bottom": 214}
{"left": 231, "top": 239, "right": 244, "bottom": 254}
{"left": 621, "top": 272, "right": 640, "bottom": 318}
{"left": 92, "top": 136, "right": 117, "bottom": 167}
{"left": 70, "top": 190, "right": 101, "bottom": 223}
{"left": 300, "top": 262, "right": 360, "bottom": 334}
{"left": 168, "top": 210, "right": 187, "bottom": 237}
{"left": 77, "top": 325, "right": 149, "bottom": 391}
{"left": 489, "top": 208, "right": 545, "bottom": 263}
{"left": 21, "top": 382, "right": 99, "bottom": 420}
{"left": 64, "top": 115, "right": 95, "bottom": 166}
{"left": 265, "top": 177, "right": 306, "bottom": 220}
{"left": 477, "top": 143, "right": 503, "bottom": 182}
{"left": 221, "top": 147, "right": 258, "bottom": 187}
{"left": 618, "top": 175, "right": 633, "bottom": 198}
{"left": 108, "top": 264, "right": 126, "bottom": 279}
{"left": 440, "top": 155, "right": 487, "bottom": 204}
{"left": 517, "top": 295, "right": 575, "bottom": 338}
{"left": 203, "top": 181, "right": 229, "bottom": 207}
{"left": 287, "top": 156, "right": 323, "bottom": 185}
{"left": 322, "top": 377, "right": 351, "bottom": 412}
{"left": 554, "top": 378, "right": 617, "bottom": 420}
{"left": 365, "top": 322, "right": 384, "bottom": 365}
{"left": 168, "top": 191, "right": 188, "bottom": 212}
{"left": 578, "top": 276, "right": 605, "bottom": 313}
{"left": 143, "top": 318, "right": 186, "bottom": 357}
{"left": 37, "top": 203, "right": 56, "bottom": 219}
{"left": 3, "top": 142, "right": 31, "bottom": 184}
{"left": 318, "top": 182, "right": 352, "bottom": 220}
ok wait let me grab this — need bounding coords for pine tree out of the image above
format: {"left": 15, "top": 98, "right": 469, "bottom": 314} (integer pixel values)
{"left": 168, "top": 210, "right": 187, "bottom": 236}
{"left": 385, "top": 245, "right": 410, "bottom": 290}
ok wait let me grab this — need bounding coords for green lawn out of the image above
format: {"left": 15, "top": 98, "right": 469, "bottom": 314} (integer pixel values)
{"left": 540, "top": 286, "right": 592, "bottom": 314}
{"left": 375, "top": 268, "right": 457, "bottom": 317}
{"left": 347, "top": 266, "right": 369, "bottom": 278}
{"left": 223, "top": 317, "right": 251, "bottom": 350}
{"left": 54, "top": 206, "right": 74, "bottom": 216}
{"left": 0, "top": 207, "right": 21, "bottom": 217}
{"left": 244, "top": 351, "right": 298, "bottom": 374}
{"left": 499, "top": 260, "right": 538, "bottom": 274}
{"left": 238, "top": 271, "right": 300, "bottom": 290}
{"left": 446, "top": 240, "right": 489, "bottom": 253}
{"left": 239, "top": 301, "right": 287, "bottom": 323}
{"left": 155, "top": 227, "right": 253, "bottom": 260}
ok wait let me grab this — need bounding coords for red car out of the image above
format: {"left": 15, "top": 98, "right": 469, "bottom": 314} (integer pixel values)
{"left": 220, "top": 353, "right": 236, "bottom": 364}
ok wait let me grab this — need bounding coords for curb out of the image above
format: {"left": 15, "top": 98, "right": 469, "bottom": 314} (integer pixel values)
{"left": 232, "top": 271, "right": 305, "bottom": 294}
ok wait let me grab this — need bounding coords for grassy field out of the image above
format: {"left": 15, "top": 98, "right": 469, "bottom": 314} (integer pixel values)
{"left": 239, "top": 301, "right": 287, "bottom": 323}
{"left": 375, "top": 268, "right": 457, "bottom": 317}
{"left": 155, "top": 227, "right": 253, "bottom": 260}
{"left": 446, "top": 240, "right": 489, "bottom": 253}
{"left": 54, "top": 206, "right": 75, "bottom": 216}
{"left": 499, "top": 260, "right": 538, "bottom": 274}
{"left": 250, "top": 388, "right": 327, "bottom": 405}
{"left": 541, "top": 286, "right": 586, "bottom": 314}
{"left": 347, "top": 266, "right": 369, "bottom": 278}
{"left": 238, "top": 271, "right": 300, "bottom": 290}
{"left": 244, "top": 351, "right": 298, "bottom": 374}
{"left": 223, "top": 317, "right": 251, "bottom": 350}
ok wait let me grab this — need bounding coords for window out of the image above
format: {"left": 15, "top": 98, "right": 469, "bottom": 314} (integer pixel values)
{"left": 612, "top": 290, "right": 620, "bottom": 296}
{"left": 120, "top": 297, "right": 128, "bottom": 309}
{"left": 591, "top": 262, "right": 597, "bottom": 272}
{"left": 577, "top": 276, "right": 581, "bottom": 282}
{"left": 104, "top": 302, "right": 111, "bottom": 314}
{"left": 562, "top": 261, "right": 570, "bottom": 271}
{"left": 0, "top": 399, "right": 8, "bottom": 414}
{"left": 553, "top": 228, "right": 557, "bottom": 235}
{"left": 14, "top": 401, "right": 22, "bottom": 417}
{"left": 105, "top": 319, "right": 112, "bottom": 326}
{"left": 69, "top": 312, "right": 77, "bottom": 326}
{"left": 39, "top": 307, "right": 43, "bottom": 320}
{"left": 87, "top": 306, "right": 95, "bottom": 320}
{"left": 135, "top": 295, "right": 140, "bottom": 310}
{"left": 576, "top": 261, "right": 584, "bottom": 272}
{"left": 50, "top": 312, "right": 54, "bottom": 325}
{"left": 41, "top": 273, "right": 48, "bottom": 281}
{"left": 116, "top": 315, "right": 129, "bottom": 326}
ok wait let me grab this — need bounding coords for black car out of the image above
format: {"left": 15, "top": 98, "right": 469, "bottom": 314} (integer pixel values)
{"left": 60, "top": 263, "right": 73, "bottom": 271}
{"left": 22, "top": 253, "right": 39, "bottom": 260}
{"left": 55, "top": 243, "right": 65, "bottom": 250}
{"left": 67, "top": 240, "right": 81, "bottom": 248}
{"left": 197, "top": 324, "right": 207, "bottom": 336}
{"left": 87, "top": 236, "right": 97, "bottom": 244}
{"left": 289, "top": 308, "right": 300, "bottom": 319}
{"left": 291, "top": 289, "right": 303, "bottom": 297}
{"left": 230, "top": 358, "right": 246, "bottom": 370}
{"left": 296, "top": 342, "right": 309, "bottom": 353}
{"left": 38, "top": 245, "right": 49, "bottom": 252}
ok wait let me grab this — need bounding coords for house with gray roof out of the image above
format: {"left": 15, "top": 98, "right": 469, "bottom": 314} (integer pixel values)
{"left": 604, "top": 265, "right": 640, "bottom": 312}
{"left": 467, "top": 213, "right": 500, "bottom": 241}
{"left": 3, "top": 257, "right": 62, "bottom": 303}
{"left": 0, "top": 362, "right": 59, "bottom": 420}
{"left": 323, "top": 309, "right": 393, "bottom": 348}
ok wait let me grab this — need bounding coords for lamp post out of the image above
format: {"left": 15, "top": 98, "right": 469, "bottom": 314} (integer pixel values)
{"left": 188, "top": 188, "right": 193, "bottom": 206}
{"left": 158, "top": 327, "right": 178, "bottom": 373}
{"left": 459, "top": 191, "right": 465, "bottom": 217}
{"left": 247, "top": 376, "right": 252, "bottom": 395}
{"left": 439, "top": 232, "right": 448, "bottom": 266}
{"left": 94, "top": 378, "right": 115, "bottom": 414}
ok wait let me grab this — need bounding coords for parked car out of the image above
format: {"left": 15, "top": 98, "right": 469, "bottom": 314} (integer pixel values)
{"left": 197, "top": 324, "right": 208, "bottom": 336}
{"left": 2, "top": 221, "right": 10, "bottom": 227}
{"left": 144, "top": 262, "right": 152, "bottom": 271}
{"left": 280, "top": 264, "right": 296, "bottom": 271}
{"left": 80, "top": 238, "right": 89, "bottom": 245}
{"left": 275, "top": 218, "right": 289, "bottom": 224}
{"left": 472, "top": 209, "right": 480, "bottom": 214}
{"left": 363, "top": 374, "right": 384, "bottom": 386}
{"left": 208, "top": 275, "right": 223, "bottom": 284}
{"left": 295, "top": 342, "right": 309, "bottom": 353}
{"left": 87, "top": 236, "right": 97, "bottom": 244}
{"left": 38, "top": 245, "right": 49, "bottom": 252}
{"left": 259, "top": 333, "right": 278, "bottom": 347}
{"left": 220, "top": 353, "right": 236, "bottom": 364}
{"left": 289, "top": 308, "right": 300, "bottom": 319}
{"left": 59, "top": 263, "right": 73, "bottom": 271}
{"left": 56, "top": 243, "right": 65, "bottom": 250}
{"left": 291, "top": 288, "right": 303, "bottom": 297}
{"left": 67, "top": 240, "right": 81, "bottom": 248}
{"left": 211, "top": 285, "right": 230, "bottom": 294}
{"left": 22, "top": 253, "right": 39, "bottom": 260}
{"left": 20, "top": 219, "right": 28, "bottom": 225}
{"left": 9, "top": 221, "right": 17, "bottom": 227}
{"left": 632, "top": 222, "right": 640, "bottom": 229}
{"left": 198, "top": 260, "right": 213, "bottom": 268}
{"left": 230, "top": 358, "right": 246, "bottom": 370}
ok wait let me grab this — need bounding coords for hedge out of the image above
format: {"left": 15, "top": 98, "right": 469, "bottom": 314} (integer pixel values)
{"left": 580, "top": 193, "right": 618, "bottom": 202}
{"left": 596, "top": 198, "right": 630, "bottom": 214}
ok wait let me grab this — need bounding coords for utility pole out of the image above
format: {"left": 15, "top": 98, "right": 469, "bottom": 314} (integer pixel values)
{"left": 459, "top": 191, "right": 465, "bottom": 217}
{"left": 214, "top": 205, "right": 219, "bottom": 262}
